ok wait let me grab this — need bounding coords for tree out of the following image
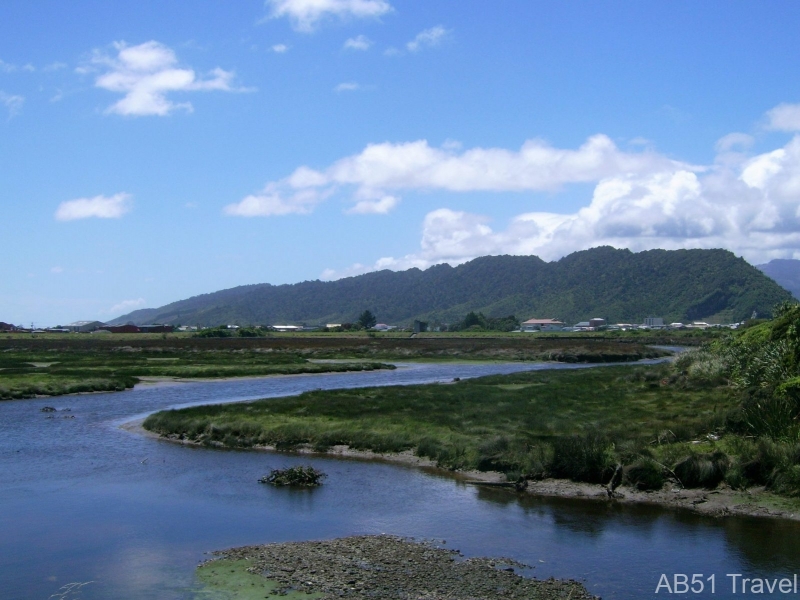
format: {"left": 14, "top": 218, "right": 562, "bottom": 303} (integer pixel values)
{"left": 358, "top": 310, "right": 377, "bottom": 329}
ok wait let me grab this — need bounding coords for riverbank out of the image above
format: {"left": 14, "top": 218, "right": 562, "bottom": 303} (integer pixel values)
{"left": 199, "top": 535, "right": 596, "bottom": 599}
{"left": 126, "top": 418, "right": 800, "bottom": 521}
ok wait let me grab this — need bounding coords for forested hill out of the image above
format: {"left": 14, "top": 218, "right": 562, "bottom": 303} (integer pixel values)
{"left": 112, "top": 247, "right": 792, "bottom": 327}
{"left": 757, "top": 259, "right": 800, "bottom": 300}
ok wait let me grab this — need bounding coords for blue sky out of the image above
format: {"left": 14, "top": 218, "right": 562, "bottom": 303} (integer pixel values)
{"left": 3, "top": 1, "right": 800, "bottom": 326}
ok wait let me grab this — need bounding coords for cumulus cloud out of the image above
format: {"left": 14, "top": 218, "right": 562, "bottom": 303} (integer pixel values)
{"left": 55, "top": 193, "right": 132, "bottom": 221}
{"left": 225, "top": 134, "right": 682, "bottom": 217}
{"left": 271, "top": 44, "right": 289, "bottom": 53}
{"left": 266, "top": 0, "right": 392, "bottom": 32}
{"left": 0, "top": 91, "right": 24, "bottom": 118}
{"left": 344, "top": 35, "right": 372, "bottom": 50}
{"left": 109, "top": 298, "right": 146, "bottom": 316}
{"left": 321, "top": 132, "right": 800, "bottom": 278}
{"left": 407, "top": 26, "right": 450, "bottom": 52}
{"left": 766, "top": 103, "right": 800, "bottom": 132}
{"left": 89, "top": 41, "right": 245, "bottom": 116}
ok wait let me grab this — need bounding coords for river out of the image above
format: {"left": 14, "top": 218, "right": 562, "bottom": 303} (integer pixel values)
{"left": 1, "top": 361, "right": 799, "bottom": 599}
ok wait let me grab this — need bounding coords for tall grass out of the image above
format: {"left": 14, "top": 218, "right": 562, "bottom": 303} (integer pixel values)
{"left": 144, "top": 364, "right": 739, "bottom": 487}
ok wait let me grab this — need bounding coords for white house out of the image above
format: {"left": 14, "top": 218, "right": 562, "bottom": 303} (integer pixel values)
{"left": 521, "top": 318, "right": 565, "bottom": 332}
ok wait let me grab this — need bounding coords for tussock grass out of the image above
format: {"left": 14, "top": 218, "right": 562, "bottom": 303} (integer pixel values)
{"left": 144, "top": 364, "right": 737, "bottom": 485}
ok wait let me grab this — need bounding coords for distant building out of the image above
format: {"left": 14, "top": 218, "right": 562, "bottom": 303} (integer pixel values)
{"left": 139, "top": 324, "right": 175, "bottom": 333}
{"left": 100, "top": 325, "right": 140, "bottom": 334}
{"left": 644, "top": 317, "right": 664, "bottom": 328}
{"left": 589, "top": 318, "right": 606, "bottom": 328}
{"left": 271, "top": 325, "right": 303, "bottom": 332}
{"left": 413, "top": 320, "right": 428, "bottom": 333}
{"left": 521, "top": 318, "right": 565, "bottom": 332}
{"left": 65, "top": 320, "right": 106, "bottom": 333}
{"left": 326, "top": 324, "right": 342, "bottom": 329}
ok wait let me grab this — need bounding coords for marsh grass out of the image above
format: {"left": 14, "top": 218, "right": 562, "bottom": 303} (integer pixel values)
{"left": 0, "top": 346, "right": 390, "bottom": 400}
{"left": 144, "top": 365, "right": 737, "bottom": 485}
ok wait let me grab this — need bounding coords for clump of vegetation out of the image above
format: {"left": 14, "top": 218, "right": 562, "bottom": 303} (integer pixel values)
{"left": 625, "top": 459, "right": 667, "bottom": 491}
{"left": 673, "top": 451, "right": 730, "bottom": 489}
{"left": 449, "top": 311, "right": 520, "bottom": 332}
{"left": 259, "top": 466, "right": 326, "bottom": 487}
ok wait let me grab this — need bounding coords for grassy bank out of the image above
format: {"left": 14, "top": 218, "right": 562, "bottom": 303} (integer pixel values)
{"left": 144, "top": 306, "right": 800, "bottom": 500}
{"left": 0, "top": 345, "right": 389, "bottom": 400}
{"left": 144, "top": 362, "right": 738, "bottom": 484}
{"left": 0, "top": 335, "right": 664, "bottom": 400}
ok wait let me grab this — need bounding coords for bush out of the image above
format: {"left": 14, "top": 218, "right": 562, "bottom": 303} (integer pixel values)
{"left": 673, "top": 451, "right": 729, "bottom": 488}
{"left": 259, "top": 466, "right": 326, "bottom": 487}
{"left": 550, "top": 434, "right": 616, "bottom": 483}
{"left": 625, "top": 459, "right": 666, "bottom": 491}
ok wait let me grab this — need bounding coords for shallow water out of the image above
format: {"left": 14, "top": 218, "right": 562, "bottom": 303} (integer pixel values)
{"left": 1, "top": 361, "right": 799, "bottom": 599}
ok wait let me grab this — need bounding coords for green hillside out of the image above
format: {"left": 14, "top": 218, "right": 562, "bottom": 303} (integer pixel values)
{"left": 111, "top": 247, "right": 792, "bottom": 327}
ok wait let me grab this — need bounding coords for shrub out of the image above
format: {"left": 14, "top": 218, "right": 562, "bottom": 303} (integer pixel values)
{"left": 673, "top": 451, "right": 729, "bottom": 488}
{"left": 550, "top": 434, "right": 616, "bottom": 483}
{"left": 259, "top": 466, "right": 326, "bottom": 487}
{"left": 625, "top": 459, "right": 666, "bottom": 491}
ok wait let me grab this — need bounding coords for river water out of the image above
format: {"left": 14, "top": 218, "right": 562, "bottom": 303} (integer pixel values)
{"left": 1, "top": 361, "right": 799, "bottom": 599}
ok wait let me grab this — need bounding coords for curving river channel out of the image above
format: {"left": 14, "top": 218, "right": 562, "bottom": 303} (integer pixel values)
{"left": 2, "top": 361, "right": 800, "bottom": 599}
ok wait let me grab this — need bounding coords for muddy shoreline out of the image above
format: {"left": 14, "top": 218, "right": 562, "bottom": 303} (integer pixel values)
{"left": 123, "top": 419, "right": 800, "bottom": 522}
{"left": 206, "top": 535, "right": 597, "bottom": 599}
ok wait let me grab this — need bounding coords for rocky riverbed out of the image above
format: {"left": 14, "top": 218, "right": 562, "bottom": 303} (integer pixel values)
{"left": 208, "top": 535, "right": 596, "bottom": 599}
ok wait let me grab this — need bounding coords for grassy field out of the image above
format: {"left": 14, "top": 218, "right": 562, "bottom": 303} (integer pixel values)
{"left": 0, "top": 334, "right": 667, "bottom": 401}
{"left": 144, "top": 362, "right": 737, "bottom": 485}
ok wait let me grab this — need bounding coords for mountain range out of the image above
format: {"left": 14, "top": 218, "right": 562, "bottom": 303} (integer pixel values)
{"left": 110, "top": 247, "right": 793, "bottom": 327}
{"left": 757, "top": 259, "right": 800, "bottom": 300}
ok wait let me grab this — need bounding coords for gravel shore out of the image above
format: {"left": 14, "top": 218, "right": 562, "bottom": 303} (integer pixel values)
{"left": 212, "top": 535, "right": 597, "bottom": 599}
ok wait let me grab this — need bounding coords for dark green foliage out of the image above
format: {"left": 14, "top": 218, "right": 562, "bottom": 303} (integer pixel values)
{"left": 194, "top": 327, "right": 233, "bottom": 338}
{"left": 550, "top": 434, "right": 616, "bottom": 483}
{"left": 450, "top": 312, "right": 520, "bottom": 332}
{"left": 358, "top": 310, "right": 377, "bottom": 329}
{"left": 259, "top": 466, "right": 326, "bottom": 487}
{"left": 673, "top": 451, "right": 729, "bottom": 488}
{"left": 110, "top": 247, "right": 791, "bottom": 327}
{"left": 625, "top": 459, "right": 666, "bottom": 491}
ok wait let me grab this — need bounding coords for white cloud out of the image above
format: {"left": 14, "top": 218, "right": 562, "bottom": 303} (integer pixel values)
{"left": 55, "top": 193, "right": 132, "bottom": 221}
{"left": 766, "top": 103, "right": 800, "bottom": 132}
{"left": 90, "top": 41, "right": 245, "bottom": 116}
{"left": 715, "top": 132, "right": 754, "bottom": 153}
{"left": 226, "top": 134, "right": 683, "bottom": 217}
{"left": 266, "top": 0, "right": 392, "bottom": 32}
{"left": 50, "top": 266, "right": 64, "bottom": 274}
{"left": 0, "top": 91, "right": 24, "bottom": 118}
{"left": 223, "top": 183, "right": 327, "bottom": 217}
{"left": 346, "top": 195, "right": 398, "bottom": 214}
{"left": 344, "top": 35, "right": 372, "bottom": 50}
{"left": 271, "top": 44, "right": 289, "bottom": 53}
{"left": 0, "top": 59, "right": 15, "bottom": 72}
{"left": 334, "top": 82, "right": 361, "bottom": 92}
{"left": 109, "top": 298, "right": 146, "bottom": 316}
{"left": 407, "top": 26, "right": 450, "bottom": 52}
{"left": 321, "top": 113, "right": 800, "bottom": 277}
